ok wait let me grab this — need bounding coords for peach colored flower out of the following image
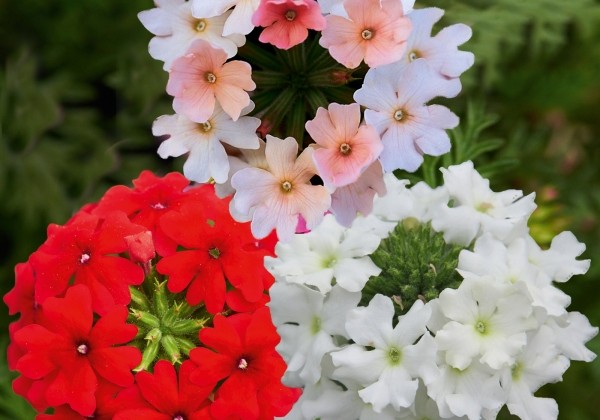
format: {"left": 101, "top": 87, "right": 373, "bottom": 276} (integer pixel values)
{"left": 319, "top": 0, "right": 412, "bottom": 69}
{"left": 252, "top": 0, "right": 326, "bottom": 50}
{"left": 231, "top": 135, "right": 331, "bottom": 241}
{"left": 305, "top": 102, "right": 382, "bottom": 187}
{"left": 166, "top": 39, "right": 255, "bottom": 122}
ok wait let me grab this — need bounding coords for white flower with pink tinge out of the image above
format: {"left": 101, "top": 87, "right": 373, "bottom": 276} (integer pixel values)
{"left": 319, "top": 0, "right": 412, "bottom": 69}
{"left": 138, "top": 0, "right": 245, "bottom": 70}
{"left": 354, "top": 59, "right": 460, "bottom": 173}
{"left": 402, "top": 8, "right": 474, "bottom": 81}
{"left": 191, "top": 0, "right": 261, "bottom": 36}
{"left": 231, "top": 135, "right": 331, "bottom": 241}
{"left": 166, "top": 39, "right": 255, "bottom": 123}
{"left": 154, "top": 102, "right": 260, "bottom": 184}
{"left": 306, "top": 102, "right": 382, "bottom": 188}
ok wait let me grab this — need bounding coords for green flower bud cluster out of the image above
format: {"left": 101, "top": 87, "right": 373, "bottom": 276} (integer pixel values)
{"left": 362, "top": 219, "right": 467, "bottom": 319}
{"left": 128, "top": 272, "right": 212, "bottom": 371}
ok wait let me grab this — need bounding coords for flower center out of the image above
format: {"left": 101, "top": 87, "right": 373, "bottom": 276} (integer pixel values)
{"left": 151, "top": 202, "right": 167, "bottom": 210}
{"left": 200, "top": 121, "right": 213, "bottom": 132}
{"left": 476, "top": 202, "right": 494, "bottom": 213}
{"left": 173, "top": 415, "right": 185, "bottom": 420}
{"left": 208, "top": 247, "right": 221, "bottom": 259}
{"left": 408, "top": 51, "right": 419, "bottom": 62}
{"left": 339, "top": 143, "right": 351, "bottom": 155}
{"left": 475, "top": 320, "right": 488, "bottom": 335}
{"left": 311, "top": 316, "right": 322, "bottom": 335}
{"left": 205, "top": 72, "right": 217, "bottom": 84}
{"left": 238, "top": 358, "right": 249, "bottom": 370}
{"left": 361, "top": 29, "right": 374, "bottom": 40}
{"left": 77, "top": 343, "right": 89, "bottom": 355}
{"left": 281, "top": 180, "right": 293, "bottom": 193}
{"left": 394, "top": 109, "right": 405, "bottom": 121}
{"left": 285, "top": 10, "right": 296, "bottom": 21}
{"left": 79, "top": 253, "right": 91, "bottom": 264}
{"left": 195, "top": 19, "right": 206, "bottom": 32}
{"left": 387, "top": 346, "right": 402, "bottom": 366}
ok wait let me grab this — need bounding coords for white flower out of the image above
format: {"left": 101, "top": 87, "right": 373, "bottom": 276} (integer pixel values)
{"left": 138, "top": 0, "right": 245, "bottom": 70}
{"left": 431, "top": 161, "right": 536, "bottom": 246}
{"left": 434, "top": 278, "right": 536, "bottom": 370}
{"left": 354, "top": 59, "right": 460, "bottom": 173}
{"left": 191, "top": 0, "right": 260, "bottom": 36}
{"left": 155, "top": 103, "right": 260, "bottom": 184}
{"left": 458, "top": 234, "right": 571, "bottom": 318}
{"left": 269, "top": 283, "right": 361, "bottom": 385}
{"left": 544, "top": 312, "right": 598, "bottom": 363}
{"left": 500, "top": 327, "right": 570, "bottom": 420}
{"left": 399, "top": 379, "right": 468, "bottom": 419}
{"left": 526, "top": 231, "right": 590, "bottom": 282}
{"left": 427, "top": 360, "right": 505, "bottom": 420}
{"left": 265, "top": 213, "right": 382, "bottom": 293}
{"left": 402, "top": 8, "right": 474, "bottom": 80}
{"left": 331, "top": 295, "right": 438, "bottom": 412}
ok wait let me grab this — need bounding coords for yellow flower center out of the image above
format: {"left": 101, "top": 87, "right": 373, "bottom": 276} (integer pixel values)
{"left": 361, "top": 29, "right": 374, "bottom": 40}
{"left": 200, "top": 121, "right": 213, "bottom": 132}
{"left": 339, "top": 143, "right": 352, "bottom": 155}
{"left": 206, "top": 72, "right": 217, "bottom": 84}
{"left": 394, "top": 109, "right": 405, "bottom": 121}
{"left": 408, "top": 51, "right": 419, "bottom": 62}
{"left": 195, "top": 19, "right": 207, "bottom": 32}
{"left": 281, "top": 181, "right": 293, "bottom": 193}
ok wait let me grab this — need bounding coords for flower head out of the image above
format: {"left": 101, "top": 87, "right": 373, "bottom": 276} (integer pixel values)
{"left": 306, "top": 102, "right": 382, "bottom": 187}
{"left": 167, "top": 39, "right": 255, "bottom": 123}
{"left": 192, "top": 0, "right": 262, "bottom": 36}
{"left": 320, "top": 0, "right": 412, "bottom": 69}
{"left": 253, "top": 0, "right": 326, "bottom": 50}
{"left": 231, "top": 135, "right": 331, "bottom": 241}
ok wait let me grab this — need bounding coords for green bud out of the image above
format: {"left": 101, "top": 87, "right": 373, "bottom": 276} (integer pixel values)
{"left": 176, "top": 337, "right": 198, "bottom": 356}
{"left": 161, "top": 334, "right": 182, "bottom": 364}
{"left": 167, "top": 318, "right": 207, "bottom": 335}
{"left": 145, "top": 327, "right": 162, "bottom": 343}
{"left": 130, "top": 309, "right": 160, "bottom": 329}
{"left": 153, "top": 281, "right": 169, "bottom": 317}
{"left": 135, "top": 337, "right": 160, "bottom": 372}
{"left": 129, "top": 286, "right": 150, "bottom": 310}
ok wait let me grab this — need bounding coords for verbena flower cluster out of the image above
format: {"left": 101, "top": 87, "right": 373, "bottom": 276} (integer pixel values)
{"left": 267, "top": 161, "right": 598, "bottom": 420}
{"left": 138, "top": 0, "right": 474, "bottom": 241}
{"left": 4, "top": 171, "right": 300, "bottom": 419}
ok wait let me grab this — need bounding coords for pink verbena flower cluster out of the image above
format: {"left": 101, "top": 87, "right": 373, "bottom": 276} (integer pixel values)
{"left": 139, "top": 0, "right": 474, "bottom": 241}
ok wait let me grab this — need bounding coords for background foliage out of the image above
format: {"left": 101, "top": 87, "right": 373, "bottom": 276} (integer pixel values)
{"left": 1, "top": 0, "right": 599, "bottom": 418}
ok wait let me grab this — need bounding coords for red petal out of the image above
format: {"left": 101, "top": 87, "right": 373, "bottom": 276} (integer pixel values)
{"left": 41, "top": 285, "right": 93, "bottom": 338}
{"left": 177, "top": 360, "right": 213, "bottom": 412}
{"left": 134, "top": 360, "right": 179, "bottom": 414}
{"left": 90, "top": 306, "right": 138, "bottom": 347}
{"left": 189, "top": 347, "right": 234, "bottom": 387}
{"left": 157, "top": 250, "right": 205, "bottom": 294}
{"left": 90, "top": 347, "right": 140, "bottom": 387}
{"left": 45, "top": 358, "right": 98, "bottom": 417}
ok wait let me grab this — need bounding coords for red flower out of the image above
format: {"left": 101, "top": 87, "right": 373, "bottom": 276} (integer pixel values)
{"left": 13, "top": 285, "right": 141, "bottom": 416}
{"left": 4, "top": 262, "right": 42, "bottom": 326}
{"left": 30, "top": 211, "right": 147, "bottom": 314}
{"left": 189, "top": 308, "right": 292, "bottom": 419}
{"left": 157, "top": 202, "right": 265, "bottom": 313}
{"left": 114, "top": 360, "right": 212, "bottom": 420}
{"left": 93, "top": 171, "right": 196, "bottom": 256}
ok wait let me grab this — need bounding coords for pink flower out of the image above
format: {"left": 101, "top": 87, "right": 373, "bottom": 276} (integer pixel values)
{"left": 166, "top": 39, "right": 255, "bottom": 122}
{"left": 319, "top": 0, "right": 412, "bottom": 69}
{"left": 330, "top": 161, "right": 386, "bottom": 226}
{"left": 252, "top": 0, "right": 326, "bottom": 49}
{"left": 231, "top": 135, "right": 331, "bottom": 241}
{"left": 305, "top": 102, "right": 382, "bottom": 187}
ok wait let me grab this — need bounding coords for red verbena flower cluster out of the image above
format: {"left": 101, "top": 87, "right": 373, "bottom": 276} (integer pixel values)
{"left": 4, "top": 171, "right": 300, "bottom": 419}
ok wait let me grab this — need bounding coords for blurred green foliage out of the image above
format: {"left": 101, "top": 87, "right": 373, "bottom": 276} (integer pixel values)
{"left": 1, "top": 0, "right": 599, "bottom": 418}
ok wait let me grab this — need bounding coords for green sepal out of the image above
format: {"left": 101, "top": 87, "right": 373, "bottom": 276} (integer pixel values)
{"left": 175, "top": 337, "right": 197, "bottom": 356}
{"left": 167, "top": 318, "right": 208, "bottom": 335}
{"left": 130, "top": 308, "right": 160, "bottom": 329}
{"left": 153, "top": 280, "right": 169, "bottom": 317}
{"left": 135, "top": 334, "right": 161, "bottom": 372}
{"left": 129, "top": 286, "right": 150, "bottom": 311}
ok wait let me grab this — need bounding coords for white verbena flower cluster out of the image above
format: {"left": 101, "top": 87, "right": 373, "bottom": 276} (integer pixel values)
{"left": 267, "top": 160, "right": 597, "bottom": 420}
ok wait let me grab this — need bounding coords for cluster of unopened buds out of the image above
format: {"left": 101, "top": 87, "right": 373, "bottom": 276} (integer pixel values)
{"left": 5, "top": 172, "right": 299, "bottom": 419}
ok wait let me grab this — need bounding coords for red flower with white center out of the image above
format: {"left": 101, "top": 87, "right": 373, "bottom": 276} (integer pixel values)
{"left": 113, "top": 360, "right": 212, "bottom": 420}
{"left": 93, "top": 171, "right": 193, "bottom": 256}
{"left": 13, "top": 285, "right": 141, "bottom": 416}
{"left": 157, "top": 202, "right": 265, "bottom": 313}
{"left": 189, "top": 308, "right": 290, "bottom": 419}
{"left": 30, "top": 211, "right": 149, "bottom": 315}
